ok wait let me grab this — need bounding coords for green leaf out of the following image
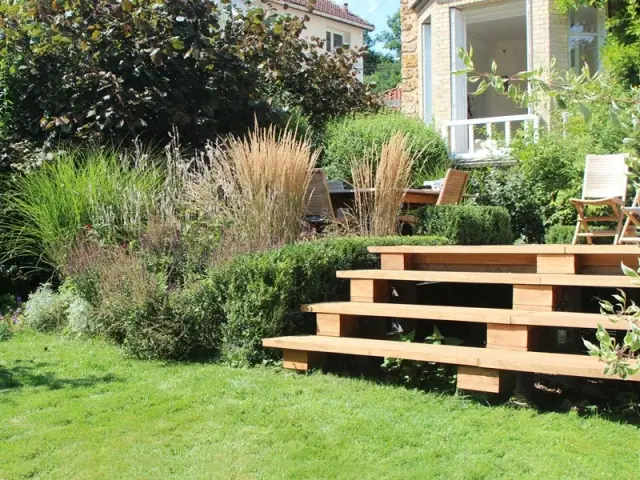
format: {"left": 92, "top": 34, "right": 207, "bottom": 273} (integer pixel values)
{"left": 170, "top": 37, "right": 185, "bottom": 51}
{"left": 621, "top": 262, "right": 638, "bottom": 278}
{"left": 555, "top": 97, "right": 567, "bottom": 109}
{"left": 578, "top": 104, "right": 591, "bottom": 123}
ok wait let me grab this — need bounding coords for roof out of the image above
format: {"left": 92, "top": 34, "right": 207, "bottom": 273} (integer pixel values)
{"left": 284, "top": 0, "right": 375, "bottom": 30}
{"left": 381, "top": 87, "right": 402, "bottom": 110}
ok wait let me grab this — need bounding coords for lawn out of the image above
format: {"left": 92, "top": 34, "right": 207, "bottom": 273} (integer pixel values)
{"left": 1, "top": 333, "right": 638, "bottom": 480}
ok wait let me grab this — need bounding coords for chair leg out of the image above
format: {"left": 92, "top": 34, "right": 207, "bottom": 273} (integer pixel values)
{"left": 613, "top": 204, "right": 624, "bottom": 245}
{"left": 572, "top": 203, "right": 591, "bottom": 245}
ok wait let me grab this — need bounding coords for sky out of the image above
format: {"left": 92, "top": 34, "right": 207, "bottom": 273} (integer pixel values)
{"left": 348, "top": 0, "right": 399, "bottom": 39}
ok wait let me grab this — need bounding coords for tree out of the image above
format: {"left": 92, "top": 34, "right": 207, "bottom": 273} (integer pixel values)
{"left": 375, "top": 10, "right": 401, "bottom": 59}
{"left": 0, "top": 0, "right": 379, "bottom": 167}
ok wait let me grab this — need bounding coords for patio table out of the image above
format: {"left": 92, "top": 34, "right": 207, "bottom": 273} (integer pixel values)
{"left": 328, "top": 188, "right": 440, "bottom": 211}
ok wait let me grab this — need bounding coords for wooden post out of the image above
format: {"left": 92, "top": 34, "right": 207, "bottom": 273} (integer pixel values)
{"left": 380, "top": 253, "right": 413, "bottom": 270}
{"left": 457, "top": 366, "right": 513, "bottom": 394}
{"left": 513, "top": 285, "right": 562, "bottom": 311}
{"left": 282, "top": 350, "right": 326, "bottom": 371}
{"left": 316, "top": 313, "right": 358, "bottom": 337}
{"left": 536, "top": 254, "right": 578, "bottom": 274}
{"left": 350, "top": 279, "right": 389, "bottom": 303}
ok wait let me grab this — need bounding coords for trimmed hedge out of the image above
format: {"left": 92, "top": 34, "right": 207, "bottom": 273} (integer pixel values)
{"left": 545, "top": 225, "right": 575, "bottom": 244}
{"left": 414, "top": 205, "right": 514, "bottom": 245}
{"left": 207, "top": 235, "right": 447, "bottom": 365}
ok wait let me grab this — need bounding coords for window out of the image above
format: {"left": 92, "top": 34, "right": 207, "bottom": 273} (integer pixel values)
{"left": 569, "top": 7, "right": 605, "bottom": 74}
{"left": 325, "top": 31, "right": 344, "bottom": 52}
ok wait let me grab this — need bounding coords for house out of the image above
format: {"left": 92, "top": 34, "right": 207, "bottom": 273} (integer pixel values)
{"left": 239, "top": 1, "right": 375, "bottom": 79}
{"left": 400, "top": 0, "right": 606, "bottom": 163}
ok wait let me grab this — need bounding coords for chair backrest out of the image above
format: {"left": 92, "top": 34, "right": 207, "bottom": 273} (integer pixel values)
{"left": 305, "top": 168, "right": 335, "bottom": 220}
{"left": 436, "top": 168, "right": 469, "bottom": 205}
{"left": 582, "top": 154, "right": 629, "bottom": 200}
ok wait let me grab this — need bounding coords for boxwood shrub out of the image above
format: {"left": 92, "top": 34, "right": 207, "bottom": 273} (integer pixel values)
{"left": 321, "top": 112, "right": 450, "bottom": 185}
{"left": 414, "top": 205, "right": 513, "bottom": 245}
{"left": 545, "top": 225, "right": 575, "bottom": 244}
{"left": 207, "top": 235, "right": 447, "bottom": 365}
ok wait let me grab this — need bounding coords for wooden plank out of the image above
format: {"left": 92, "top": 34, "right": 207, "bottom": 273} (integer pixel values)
{"left": 368, "top": 245, "right": 567, "bottom": 254}
{"left": 413, "top": 253, "right": 536, "bottom": 267}
{"left": 316, "top": 313, "right": 358, "bottom": 337}
{"left": 336, "top": 270, "right": 640, "bottom": 288}
{"left": 457, "top": 366, "right": 502, "bottom": 393}
{"left": 537, "top": 254, "right": 577, "bottom": 274}
{"left": 368, "top": 245, "right": 640, "bottom": 255}
{"left": 301, "top": 302, "right": 629, "bottom": 330}
{"left": 263, "top": 336, "right": 640, "bottom": 381}
{"left": 380, "top": 253, "right": 413, "bottom": 270}
{"left": 282, "top": 349, "right": 326, "bottom": 371}
{"left": 350, "top": 279, "right": 389, "bottom": 303}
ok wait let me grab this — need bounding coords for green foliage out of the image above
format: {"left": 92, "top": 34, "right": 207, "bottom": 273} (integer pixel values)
{"left": 208, "top": 236, "right": 447, "bottom": 365}
{"left": 590, "top": 286, "right": 640, "bottom": 379}
{"left": 414, "top": 204, "right": 513, "bottom": 245}
{"left": 545, "top": 225, "right": 575, "bottom": 244}
{"left": 381, "top": 326, "right": 459, "bottom": 391}
{"left": 364, "top": 60, "right": 401, "bottom": 93}
{"left": 1, "top": 147, "right": 164, "bottom": 271}
{"left": 0, "top": 0, "right": 377, "bottom": 163}
{"left": 322, "top": 112, "right": 450, "bottom": 184}
{"left": 470, "top": 168, "right": 545, "bottom": 243}
{"left": 22, "top": 284, "right": 71, "bottom": 332}
{"left": 375, "top": 10, "right": 401, "bottom": 59}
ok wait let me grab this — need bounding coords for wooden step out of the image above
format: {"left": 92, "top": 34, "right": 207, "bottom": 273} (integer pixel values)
{"left": 301, "top": 302, "right": 628, "bottom": 330}
{"left": 368, "top": 245, "right": 640, "bottom": 255}
{"left": 262, "top": 336, "right": 640, "bottom": 381}
{"left": 336, "top": 270, "right": 640, "bottom": 288}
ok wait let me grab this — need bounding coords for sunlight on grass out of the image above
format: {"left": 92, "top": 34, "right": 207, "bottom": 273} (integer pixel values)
{"left": 0, "top": 333, "right": 638, "bottom": 479}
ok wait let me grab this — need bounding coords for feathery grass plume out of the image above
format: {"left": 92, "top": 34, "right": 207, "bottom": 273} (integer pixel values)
{"left": 200, "top": 122, "right": 319, "bottom": 257}
{"left": 350, "top": 133, "right": 415, "bottom": 236}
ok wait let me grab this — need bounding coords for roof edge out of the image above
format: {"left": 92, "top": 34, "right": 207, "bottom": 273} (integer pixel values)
{"left": 275, "top": 1, "right": 375, "bottom": 31}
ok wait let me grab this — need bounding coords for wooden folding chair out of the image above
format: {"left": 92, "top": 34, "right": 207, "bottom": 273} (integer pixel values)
{"left": 304, "top": 168, "right": 338, "bottom": 225}
{"left": 400, "top": 169, "right": 469, "bottom": 226}
{"left": 436, "top": 168, "right": 470, "bottom": 205}
{"left": 618, "top": 191, "right": 640, "bottom": 244}
{"left": 571, "top": 154, "right": 629, "bottom": 245}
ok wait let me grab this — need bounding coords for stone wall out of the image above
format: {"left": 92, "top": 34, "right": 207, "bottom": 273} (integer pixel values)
{"left": 400, "top": 0, "right": 419, "bottom": 116}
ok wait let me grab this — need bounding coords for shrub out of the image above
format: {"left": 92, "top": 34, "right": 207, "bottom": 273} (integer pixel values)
{"left": 545, "top": 225, "right": 575, "bottom": 245}
{"left": 322, "top": 112, "right": 450, "bottom": 184}
{"left": 208, "top": 235, "right": 447, "bottom": 365}
{"left": 470, "top": 168, "right": 545, "bottom": 243}
{"left": 414, "top": 205, "right": 513, "bottom": 245}
{"left": 0, "top": 0, "right": 376, "bottom": 163}
{"left": 22, "top": 284, "right": 71, "bottom": 332}
{"left": 1, "top": 147, "right": 163, "bottom": 272}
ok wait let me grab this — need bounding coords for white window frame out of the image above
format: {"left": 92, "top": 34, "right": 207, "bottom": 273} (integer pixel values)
{"left": 568, "top": 7, "right": 606, "bottom": 74}
{"left": 325, "top": 29, "right": 346, "bottom": 52}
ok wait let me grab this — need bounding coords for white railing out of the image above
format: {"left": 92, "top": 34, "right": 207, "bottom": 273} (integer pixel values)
{"left": 441, "top": 114, "right": 539, "bottom": 157}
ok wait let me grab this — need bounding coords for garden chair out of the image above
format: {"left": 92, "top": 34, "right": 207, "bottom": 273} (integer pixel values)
{"left": 305, "top": 168, "right": 338, "bottom": 224}
{"left": 571, "top": 154, "right": 629, "bottom": 245}
{"left": 618, "top": 191, "right": 640, "bottom": 244}
{"left": 401, "top": 168, "right": 470, "bottom": 226}
{"left": 436, "top": 168, "right": 470, "bottom": 205}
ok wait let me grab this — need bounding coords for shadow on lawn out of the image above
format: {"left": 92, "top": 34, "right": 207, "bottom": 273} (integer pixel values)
{"left": 0, "top": 361, "right": 121, "bottom": 391}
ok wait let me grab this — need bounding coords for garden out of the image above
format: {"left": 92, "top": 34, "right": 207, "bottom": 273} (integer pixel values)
{"left": 1, "top": 0, "right": 640, "bottom": 478}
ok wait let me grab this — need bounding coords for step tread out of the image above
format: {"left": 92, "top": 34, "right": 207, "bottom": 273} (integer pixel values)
{"left": 262, "top": 336, "right": 640, "bottom": 381}
{"left": 301, "top": 302, "right": 628, "bottom": 330}
{"left": 336, "top": 270, "right": 640, "bottom": 288}
{"left": 367, "top": 245, "right": 640, "bottom": 255}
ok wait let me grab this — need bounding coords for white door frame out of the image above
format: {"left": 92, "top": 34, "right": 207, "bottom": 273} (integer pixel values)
{"left": 422, "top": 23, "right": 433, "bottom": 124}
{"left": 450, "top": 7, "right": 468, "bottom": 153}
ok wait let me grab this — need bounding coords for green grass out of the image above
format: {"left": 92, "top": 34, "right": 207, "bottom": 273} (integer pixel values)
{"left": 1, "top": 332, "right": 638, "bottom": 479}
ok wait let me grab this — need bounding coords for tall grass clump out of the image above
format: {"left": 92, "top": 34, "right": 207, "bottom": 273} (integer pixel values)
{"left": 198, "top": 124, "right": 318, "bottom": 255}
{"left": 350, "top": 133, "right": 415, "bottom": 236}
{"left": 1, "top": 147, "right": 164, "bottom": 272}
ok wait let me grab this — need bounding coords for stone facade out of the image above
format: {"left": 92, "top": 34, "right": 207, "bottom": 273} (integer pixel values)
{"left": 400, "top": 0, "right": 571, "bottom": 125}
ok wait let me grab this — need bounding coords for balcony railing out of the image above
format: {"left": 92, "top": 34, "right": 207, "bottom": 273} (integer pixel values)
{"left": 441, "top": 114, "right": 539, "bottom": 162}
